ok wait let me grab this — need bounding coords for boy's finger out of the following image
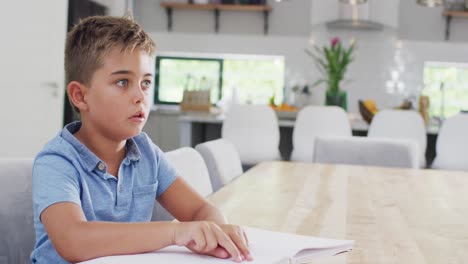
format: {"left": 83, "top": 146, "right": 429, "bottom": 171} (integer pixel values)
{"left": 202, "top": 226, "right": 218, "bottom": 253}
{"left": 242, "top": 230, "right": 253, "bottom": 261}
{"left": 206, "top": 246, "right": 230, "bottom": 259}
{"left": 229, "top": 230, "right": 252, "bottom": 261}
{"left": 214, "top": 227, "right": 242, "bottom": 262}
{"left": 243, "top": 230, "right": 250, "bottom": 246}
{"left": 192, "top": 230, "right": 206, "bottom": 252}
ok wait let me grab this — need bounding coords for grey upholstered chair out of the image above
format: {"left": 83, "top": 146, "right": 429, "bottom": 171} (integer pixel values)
{"left": 0, "top": 158, "right": 35, "bottom": 264}
{"left": 313, "top": 136, "right": 419, "bottom": 169}
{"left": 195, "top": 139, "right": 243, "bottom": 192}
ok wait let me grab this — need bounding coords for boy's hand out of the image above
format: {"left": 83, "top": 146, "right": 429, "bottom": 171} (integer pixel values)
{"left": 173, "top": 221, "right": 251, "bottom": 262}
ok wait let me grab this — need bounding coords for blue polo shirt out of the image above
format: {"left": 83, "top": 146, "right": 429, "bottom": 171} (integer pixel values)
{"left": 31, "top": 121, "right": 177, "bottom": 263}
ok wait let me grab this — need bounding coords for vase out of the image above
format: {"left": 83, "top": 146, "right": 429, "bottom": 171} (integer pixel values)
{"left": 325, "top": 90, "right": 347, "bottom": 111}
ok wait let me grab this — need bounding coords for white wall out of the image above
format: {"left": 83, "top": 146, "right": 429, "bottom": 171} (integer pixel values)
{"left": 93, "top": 0, "right": 130, "bottom": 16}
{"left": 136, "top": 0, "right": 468, "bottom": 41}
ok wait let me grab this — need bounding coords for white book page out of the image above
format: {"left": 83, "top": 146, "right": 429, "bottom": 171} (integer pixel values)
{"left": 79, "top": 226, "right": 354, "bottom": 264}
{"left": 242, "top": 227, "right": 353, "bottom": 264}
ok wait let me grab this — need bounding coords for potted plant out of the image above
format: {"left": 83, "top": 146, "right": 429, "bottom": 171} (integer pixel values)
{"left": 306, "top": 37, "right": 356, "bottom": 111}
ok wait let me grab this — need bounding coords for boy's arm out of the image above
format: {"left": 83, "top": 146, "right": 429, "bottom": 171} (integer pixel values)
{"left": 41, "top": 202, "right": 175, "bottom": 262}
{"left": 157, "top": 177, "right": 226, "bottom": 224}
{"left": 41, "top": 201, "right": 244, "bottom": 263}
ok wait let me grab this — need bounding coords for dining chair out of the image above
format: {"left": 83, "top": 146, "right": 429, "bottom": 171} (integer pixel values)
{"left": 290, "top": 106, "right": 352, "bottom": 162}
{"left": 195, "top": 139, "right": 243, "bottom": 192}
{"left": 432, "top": 113, "right": 468, "bottom": 171}
{"left": 152, "top": 147, "right": 213, "bottom": 221}
{"left": 368, "top": 109, "right": 427, "bottom": 168}
{"left": 0, "top": 158, "right": 35, "bottom": 264}
{"left": 313, "top": 136, "right": 420, "bottom": 168}
{"left": 221, "top": 104, "right": 281, "bottom": 166}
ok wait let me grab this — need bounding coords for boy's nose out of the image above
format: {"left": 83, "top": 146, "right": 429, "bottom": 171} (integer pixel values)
{"left": 132, "top": 86, "right": 146, "bottom": 104}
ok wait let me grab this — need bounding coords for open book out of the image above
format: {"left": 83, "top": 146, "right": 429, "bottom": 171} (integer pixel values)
{"left": 80, "top": 226, "right": 354, "bottom": 264}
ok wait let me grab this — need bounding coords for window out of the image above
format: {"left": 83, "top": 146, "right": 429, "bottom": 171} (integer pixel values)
{"left": 154, "top": 54, "right": 285, "bottom": 105}
{"left": 155, "top": 57, "right": 222, "bottom": 104}
{"left": 423, "top": 62, "right": 468, "bottom": 119}
{"left": 223, "top": 57, "right": 284, "bottom": 105}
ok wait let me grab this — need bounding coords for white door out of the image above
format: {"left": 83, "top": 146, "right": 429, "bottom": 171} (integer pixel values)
{"left": 0, "top": 1, "right": 68, "bottom": 157}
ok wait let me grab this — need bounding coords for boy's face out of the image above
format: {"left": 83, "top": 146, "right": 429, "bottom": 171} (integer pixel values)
{"left": 83, "top": 46, "right": 153, "bottom": 141}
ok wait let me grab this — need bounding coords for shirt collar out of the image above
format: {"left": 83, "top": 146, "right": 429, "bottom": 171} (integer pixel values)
{"left": 123, "top": 138, "right": 141, "bottom": 165}
{"left": 61, "top": 121, "right": 141, "bottom": 172}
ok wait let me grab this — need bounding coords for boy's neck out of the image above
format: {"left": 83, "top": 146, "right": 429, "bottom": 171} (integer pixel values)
{"left": 73, "top": 122, "right": 127, "bottom": 168}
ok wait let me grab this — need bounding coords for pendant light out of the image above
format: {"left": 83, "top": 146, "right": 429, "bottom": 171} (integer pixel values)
{"left": 339, "top": 0, "right": 367, "bottom": 4}
{"left": 416, "top": 0, "right": 444, "bottom": 7}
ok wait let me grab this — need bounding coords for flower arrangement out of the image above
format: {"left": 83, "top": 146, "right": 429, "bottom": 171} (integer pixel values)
{"left": 306, "top": 37, "right": 356, "bottom": 110}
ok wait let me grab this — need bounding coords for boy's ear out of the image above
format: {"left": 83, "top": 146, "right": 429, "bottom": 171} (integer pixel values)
{"left": 67, "top": 81, "right": 89, "bottom": 112}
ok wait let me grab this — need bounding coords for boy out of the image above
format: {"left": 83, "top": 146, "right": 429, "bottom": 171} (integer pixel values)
{"left": 31, "top": 15, "right": 252, "bottom": 263}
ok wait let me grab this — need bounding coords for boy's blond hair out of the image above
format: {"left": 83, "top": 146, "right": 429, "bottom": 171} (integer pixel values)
{"left": 65, "top": 15, "right": 156, "bottom": 114}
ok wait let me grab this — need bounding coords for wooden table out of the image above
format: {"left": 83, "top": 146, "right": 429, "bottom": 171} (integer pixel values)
{"left": 208, "top": 161, "right": 468, "bottom": 264}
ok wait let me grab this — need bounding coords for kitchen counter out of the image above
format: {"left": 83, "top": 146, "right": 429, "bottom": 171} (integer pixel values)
{"left": 151, "top": 104, "right": 439, "bottom": 134}
{"left": 177, "top": 111, "right": 439, "bottom": 133}
{"left": 148, "top": 105, "right": 439, "bottom": 165}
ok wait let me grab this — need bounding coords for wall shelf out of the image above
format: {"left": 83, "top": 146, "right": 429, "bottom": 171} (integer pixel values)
{"left": 160, "top": 2, "right": 272, "bottom": 34}
{"left": 443, "top": 10, "right": 468, "bottom": 40}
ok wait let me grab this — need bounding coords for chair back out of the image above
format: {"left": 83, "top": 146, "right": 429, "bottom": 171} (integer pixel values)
{"left": 164, "top": 147, "right": 213, "bottom": 197}
{"left": 222, "top": 104, "right": 281, "bottom": 165}
{"left": 432, "top": 113, "right": 468, "bottom": 171}
{"left": 152, "top": 147, "right": 213, "bottom": 221}
{"left": 195, "top": 139, "right": 243, "bottom": 192}
{"left": 291, "top": 106, "right": 352, "bottom": 162}
{"left": 0, "top": 158, "right": 35, "bottom": 264}
{"left": 368, "top": 110, "right": 426, "bottom": 167}
{"left": 313, "top": 136, "right": 419, "bottom": 169}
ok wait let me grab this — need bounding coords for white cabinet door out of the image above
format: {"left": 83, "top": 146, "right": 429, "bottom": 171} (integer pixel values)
{"left": 0, "top": 1, "right": 68, "bottom": 157}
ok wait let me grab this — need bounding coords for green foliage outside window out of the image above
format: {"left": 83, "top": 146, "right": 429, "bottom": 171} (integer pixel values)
{"left": 423, "top": 63, "right": 468, "bottom": 119}
{"left": 223, "top": 58, "right": 284, "bottom": 105}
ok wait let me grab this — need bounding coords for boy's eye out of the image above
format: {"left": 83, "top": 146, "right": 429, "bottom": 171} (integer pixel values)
{"left": 141, "top": 80, "right": 152, "bottom": 89}
{"left": 116, "top": 79, "right": 128, "bottom": 87}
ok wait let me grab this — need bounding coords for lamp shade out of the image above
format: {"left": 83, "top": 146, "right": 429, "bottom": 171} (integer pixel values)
{"left": 339, "top": 0, "right": 367, "bottom": 4}
{"left": 416, "top": 0, "right": 444, "bottom": 7}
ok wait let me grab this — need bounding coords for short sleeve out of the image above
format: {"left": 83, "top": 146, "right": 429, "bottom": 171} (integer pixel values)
{"left": 32, "top": 153, "right": 81, "bottom": 221}
{"left": 152, "top": 144, "right": 178, "bottom": 198}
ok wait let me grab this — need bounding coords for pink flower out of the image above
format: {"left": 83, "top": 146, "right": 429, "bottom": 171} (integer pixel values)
{"left": 331, "top": 37, "right": 340, "bottom": 47}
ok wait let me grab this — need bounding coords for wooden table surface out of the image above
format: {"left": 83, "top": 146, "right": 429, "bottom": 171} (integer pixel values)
{"left": 208, "top": 161, "right": 468, "bottom": 264}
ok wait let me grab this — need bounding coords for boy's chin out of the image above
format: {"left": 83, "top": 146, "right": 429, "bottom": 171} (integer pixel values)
{"left": 128, "top": 129, "right": 143, "bottom": 138}
{"left": 121, "top": 127, "right": 144, "bottom": 140}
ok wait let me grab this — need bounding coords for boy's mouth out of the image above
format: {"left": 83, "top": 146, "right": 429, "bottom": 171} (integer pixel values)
{"left": 130, "top": 111, "right": 146, "bottom": 121}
